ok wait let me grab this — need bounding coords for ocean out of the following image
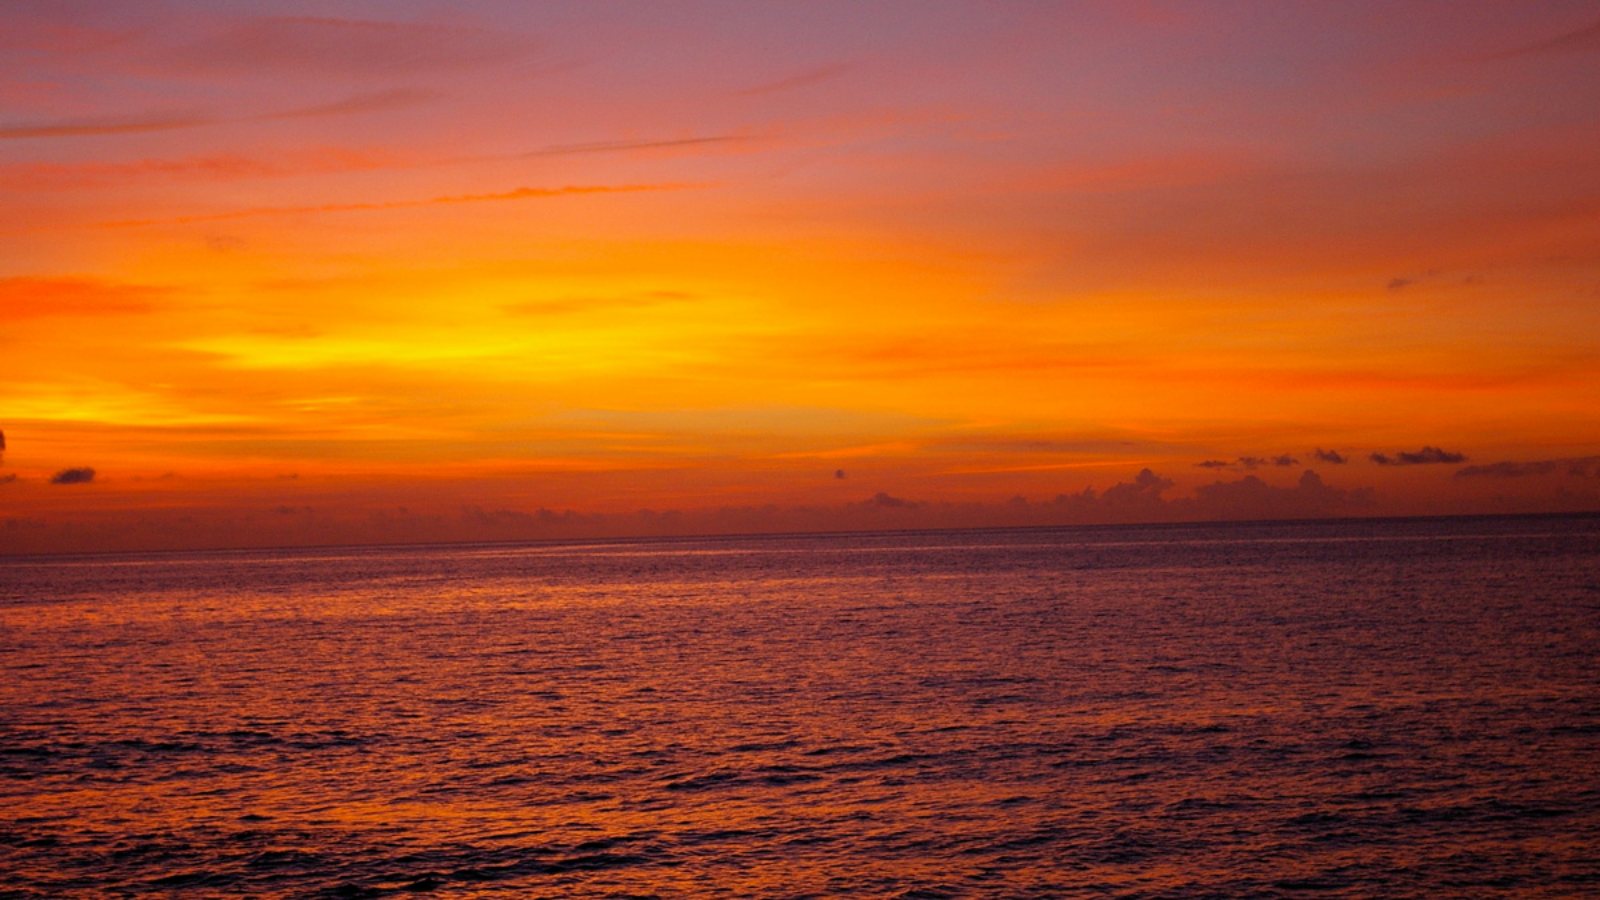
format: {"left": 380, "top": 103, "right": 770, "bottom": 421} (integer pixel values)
{"left": 3, "top": 515, "right": 1598, "bottom": 898}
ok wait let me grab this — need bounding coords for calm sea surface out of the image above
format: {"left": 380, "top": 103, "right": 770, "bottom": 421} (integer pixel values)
{"left": 3, "top": 516, "right": 1599, "bottom": 898}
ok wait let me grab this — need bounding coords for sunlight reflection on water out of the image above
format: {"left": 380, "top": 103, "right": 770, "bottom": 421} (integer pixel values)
{"left": 3, "top": 517, "right": 1599, "bottom": 898}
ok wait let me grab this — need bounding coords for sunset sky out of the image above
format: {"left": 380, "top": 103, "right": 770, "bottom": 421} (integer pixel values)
{"left": 3, "top": 1, "right": 1599, "bottom": 552}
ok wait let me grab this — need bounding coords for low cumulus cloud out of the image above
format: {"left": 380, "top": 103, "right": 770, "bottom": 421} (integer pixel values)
{"left": 1455, "top": 456, "right": 1600, "bottom": 479}
{"left": 1050, "top": 468, "right": 1368, "bottom": 522}
{"left": 1371, "top": 446, "right": 1467, "bottom": 466}
{"left": 50, "top": 467, "right": 96, "bottom": 485}
{"left": 1314, "top": 448, "right": 1347, "bottom": 464}
{"left": 1100, "top": 468, "right": 1175, "bottom": 510}
{"left": 865, "top": 491, "right": 918, "bottom": 510}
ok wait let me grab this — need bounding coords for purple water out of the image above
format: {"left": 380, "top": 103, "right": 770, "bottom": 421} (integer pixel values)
{"left": 3, "top": 515, "right": 1599, "bottom": 897}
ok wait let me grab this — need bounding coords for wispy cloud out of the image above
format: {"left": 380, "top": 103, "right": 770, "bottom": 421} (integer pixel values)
{"left": 2, "top": 148, "right": 401, "bottom": 191}
{"left": 1371, "top": 446, "right": 1467, "bottom": 466}
{"left": 0, "top": 111, "right": 212, "bottom": 140}
{"left": 733, "top": 62, "right": 854, "bottom": 96}
{"left": 100, "top": 182, "right": 703, "bottom": 228}
{"left": 502, "top": 291, "right": 692, "bottom": 317}
{"left": 1494, "top": 17, "right": 1600, "bottom": 58}
{"left": 265, "top": 87, "right": 440, "bottom": 120}
{"left": 519, "top": 135, "right": 756, "bottom": 158}
{"left": 165, "top": 17, "right": 536, "bottom": 76}
{"left": 0, "top": 277, "right": 163, "bottom": 319}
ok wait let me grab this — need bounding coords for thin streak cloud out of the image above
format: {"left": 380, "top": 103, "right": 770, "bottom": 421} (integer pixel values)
{"left": 0, "top": 112, "right": 213, "bottom": 140}
{"left": 99, "top": 182, "right": 704, "bottom": 228}
{"left": 165, "top": 16, "right": 537, "bottom": 75}
{"left": 1495, "top": 17, "right": 1600, "bottom": 58}
{"left": 520, "top": 135, "right": 755, "bottom": 158}
{"left": 733, "top": 62, "right": 854, "bottom": 96}
{"left": 265, "top": 88, "right": 441, "bottom": 120}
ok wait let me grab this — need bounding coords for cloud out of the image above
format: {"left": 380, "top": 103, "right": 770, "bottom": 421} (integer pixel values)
{"left": 2, "top": 148, "right": 402, "bottom": 191}
{"left": 1371, "top": 446, "right": 1467, "bottom": 466}
{"left": 1455, "top": 456, "right": 1600, "bottom": 479}
{"left": 520, "top": 135, "right": 755, "bottom": 158}
{"left": 101, "top": 182, "right": 699, "bottom": 228}
{"left": 1198, "top": 454, "right": 1299, "bottom": 471}
{"left": 166, "top": 17, "right": 536, "bottom": 76}
{"left": 1495, "top": 17, "right": 1600, "bottom": 58}
{"left": 865, "top": 491, "right": 918, "bottom": 509}
{"left": 0, "top": 474, "right": 15, "bottom": 485}
{"left": 835, "top": 469, "right": 847, "bottom": 479}
{"left": 1100, "top": 468, "right": 1174, "bottom": 509}
{"left": 501, "top": 291, "right": 690, "bottom": 317}
{"left": 1387, "top": 277, "right": 1413, "bottom": 291}
{"left": 50, "top": 467, "right": 96, "bottom": 485}
{"left": 1314, "top": 448, "right": 1347, "bottom": 464}
{"left": 1181, "top": 469, "right": 1371, "bottom": 520}
{"left": 0, "top": 111, "right": 212, "bottom": 140}
{"left": 0, "top": 429, "right": 5, "bottom": 462}
{"left": 0, "top": 277, "right": 162, "bottom": 320}
{"left": 266, "top": 87, "right": 440, "bottom": 120}
{"left": 733, "top": 62, "right": 854, "bottom": 96}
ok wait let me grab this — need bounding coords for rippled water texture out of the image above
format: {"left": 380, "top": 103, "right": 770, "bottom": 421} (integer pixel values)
{"left": 3, "top": 515, "right": 1599, "bottom": 898}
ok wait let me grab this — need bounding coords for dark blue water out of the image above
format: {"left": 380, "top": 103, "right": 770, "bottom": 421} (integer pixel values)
{"left": 3, "top": 515, "right": 1599, "bottom": 898}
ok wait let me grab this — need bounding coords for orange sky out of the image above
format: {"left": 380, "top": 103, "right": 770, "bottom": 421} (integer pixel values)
{"left": 3, "top": 1, "right": 1599, "bottom": 552}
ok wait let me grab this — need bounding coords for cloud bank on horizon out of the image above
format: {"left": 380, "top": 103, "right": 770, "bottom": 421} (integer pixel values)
{"left": 2, "top": 1, "right": 1598, "bottom": 551}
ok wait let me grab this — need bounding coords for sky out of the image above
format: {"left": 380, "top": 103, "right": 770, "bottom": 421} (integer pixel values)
{"left": 3, "top": 0, "right": 1599, "bottom": 552}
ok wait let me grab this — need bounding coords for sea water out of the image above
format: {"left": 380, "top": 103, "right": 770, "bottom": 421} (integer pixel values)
{"left": 3, "top": 515, "right": 1598, "bottom": 898}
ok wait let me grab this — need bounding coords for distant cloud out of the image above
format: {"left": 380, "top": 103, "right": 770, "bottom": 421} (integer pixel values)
{"left": 835, "top": 469, "right": 847, "bottom": 479}
{"left": 1455, "top": 456, "right": 1600, "bottom": 479}
{"left": 0, "top": 474, "right": 16, "bottom": 484}
{"left": 521, "top": 135, "right": 753, "bottom": 158}
{"left": 1198, "top": 454, "right": 1299, "bottom": 471}
{"left": 1371, "top": 446, "right": 1467, "bottom": 466}
{"left": 867, "top": 491, "right": 916, "bottom": 509}
{"left": 103, "top": 182, "right": 698, "bottom": 228}
{"left": 733, "top": 62, "right": 854, "bottom": 96}
{"left": 1494, "top": 17, "right": 1600, "bottom": 58}
{"left": 50, "top": 467, "right": 96, "bottom": 485}
{"left": 166, "top": 17, "right": 536, "bottom": 76}
{"left": 1101, "top": 468, "right": 1174, "bottom": 509}
{"left": 1, "top": 277, "right": 162, "bottom": 320}
{"left": 266, "top": 87, "right": 440, "bottom": 120}
{"left": 0, "top": 429, "right": 5, "bottom": 462}
{"left": 1, "top": 148, "right": 401, "bottom": 192}
{"left": 1184, "top": 469, "right": 1371, "bottom": 520}
{"left": 0, "top": 111, "right": 212, "bottom": 140}
{"left": 1387, "top": 277, "right": 1413, "bottom": 291}
{"left": 1314, "top": 448, "right": 1347, "bottom": 464}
